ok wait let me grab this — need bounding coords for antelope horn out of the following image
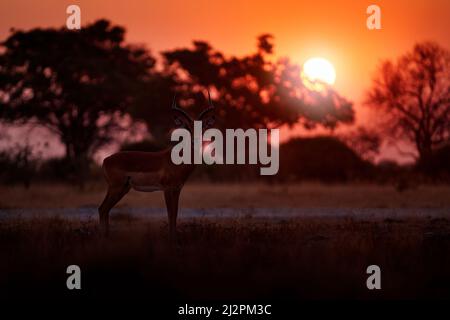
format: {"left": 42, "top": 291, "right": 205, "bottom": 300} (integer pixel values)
{"left": 208, "top": 90, "right": 213, "bottom": 107}
{"left": 198, "top": 90, "right": 215, "bottom": 120}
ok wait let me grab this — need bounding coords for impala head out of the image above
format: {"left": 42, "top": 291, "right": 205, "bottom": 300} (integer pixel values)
{"left": 172, "top": 91, "right": 216, "bottom": 133}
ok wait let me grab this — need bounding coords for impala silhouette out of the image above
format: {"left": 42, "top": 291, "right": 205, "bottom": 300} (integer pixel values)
{"left": 99, "top": 92, "right": 215, "bottom": 240}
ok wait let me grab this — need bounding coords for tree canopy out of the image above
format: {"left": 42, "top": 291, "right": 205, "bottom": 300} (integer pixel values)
{"left": 365, "top": 41, "right": 450, "bottom": 169}
{"left": 0, "top": 19, "right": 156, "bottom": 181}
{"left": 1, "top": 19, "right": 355, "bottom": 182}
{"left": 155, "top": 34, "right": 354, "bottom": 132}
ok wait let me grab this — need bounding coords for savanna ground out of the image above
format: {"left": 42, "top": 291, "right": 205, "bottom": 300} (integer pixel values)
{"left": 2, "top": 182, "right": 450, "bottom": 209}
{"left": 0, "top": 183, "right": 450, "bottom": 301}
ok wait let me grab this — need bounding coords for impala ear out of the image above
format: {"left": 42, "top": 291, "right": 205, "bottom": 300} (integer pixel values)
{"left": 203, "top": 114, "right": 215, "bottom": 129}
{"left": 173, "top": 114, "right": 189, "bottom": 129}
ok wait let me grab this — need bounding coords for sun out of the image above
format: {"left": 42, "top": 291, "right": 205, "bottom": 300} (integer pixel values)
{"left": 301, "top": 57, "right": 336, "bottom": 91}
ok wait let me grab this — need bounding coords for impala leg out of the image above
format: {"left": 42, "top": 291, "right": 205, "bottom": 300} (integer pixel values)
{"left": 98, "top": 183, "right": 130, "bottom": 235}
{"left": 164, "top": 188, "right": 181, "bottom": 243}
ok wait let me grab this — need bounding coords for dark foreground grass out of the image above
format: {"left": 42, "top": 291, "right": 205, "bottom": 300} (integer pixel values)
{"left": 1, "top": 215, "right": 450, "bottom": 301}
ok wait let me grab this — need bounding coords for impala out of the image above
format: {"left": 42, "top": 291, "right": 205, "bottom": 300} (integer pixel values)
{"left": 99, "top": 93, "right": 215, "bottom": 239}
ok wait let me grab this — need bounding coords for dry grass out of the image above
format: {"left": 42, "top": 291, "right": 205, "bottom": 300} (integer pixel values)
{"left": 1, "top": 216, "right": 450, "bottom": 300}
{"left": 1, "top": 182, "right": 450, "bottom": 209}
{"left": 2, "top": 182, "right": 450, "bottom": 301}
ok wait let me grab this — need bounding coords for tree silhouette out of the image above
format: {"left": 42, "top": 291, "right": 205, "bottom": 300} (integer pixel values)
{"left": 159, "top": 34, "right": 354, "bottom": 132}
{"left": 0, "top": 20, "right": 155, "bottom": 184}
{"left": 365, "top": 42, "right": 450, "bottom": 170}
{"left": 0, "top": 21, "right": 356, "bottom": 183}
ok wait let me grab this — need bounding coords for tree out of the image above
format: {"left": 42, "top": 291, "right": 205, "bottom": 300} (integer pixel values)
{"left": 0, "top": 20, "right": 155, "bottom": 184}
{"left": 158, "top": 34, "right": 354, "bottom": 132}
{"left": 127, "top": 73, "right": 177, "bottom": 142}
{"left": 365, "top": 42, "right": 450, "bottom": 170}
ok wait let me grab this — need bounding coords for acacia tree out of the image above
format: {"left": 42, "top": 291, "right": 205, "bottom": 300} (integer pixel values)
{"left": 0, "top": 20, "right": 156, "bottom": 184}
{"left": 365, "top": 42, "right": 450, "bottom": 169}
{"left": 158, "top": 35, "right": 354, "bottom": 132}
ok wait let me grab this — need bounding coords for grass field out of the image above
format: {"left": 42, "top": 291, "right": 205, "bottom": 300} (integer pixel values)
{"left": 1, "top": 215, "right": 450, "bottom": 300}
{"left": 1, "top": 182, "right": 450, "bottom": 301}
{"left": 1, "top": 182, "right": 450, "bottom": 209}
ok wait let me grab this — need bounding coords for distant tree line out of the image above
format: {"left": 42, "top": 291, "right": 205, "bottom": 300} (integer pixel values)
{"left": 0, "top": 19, "right": 449, "bottom": 185}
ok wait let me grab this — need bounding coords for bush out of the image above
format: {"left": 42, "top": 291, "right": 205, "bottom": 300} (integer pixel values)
{"left": 429, "top": 144, "right": 450, "bottom": 180}
{"left": 277, "top": 136, "right": 374, "bottom": 182}
{"left": 0, "top": 145, "right": 37, "bottom": 188}
{"left": 37, "top": 158, "right": 76, "bottom": 182}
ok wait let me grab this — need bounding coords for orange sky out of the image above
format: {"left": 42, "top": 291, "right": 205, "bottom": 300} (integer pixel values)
{"left": 1, "top": 0, "right": 450, "bottom": 162}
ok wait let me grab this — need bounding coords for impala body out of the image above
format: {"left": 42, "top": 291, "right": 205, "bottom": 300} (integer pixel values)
{"left": 103, "top": 150, "right": 194, "bottom": 192}
{"left": 99, "top": 93, "right": 215, "bottom": 239}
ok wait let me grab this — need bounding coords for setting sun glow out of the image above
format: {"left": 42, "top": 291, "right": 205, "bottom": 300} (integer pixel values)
{"left": 302, "top": 57, "right": 336, "bottom": 91}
